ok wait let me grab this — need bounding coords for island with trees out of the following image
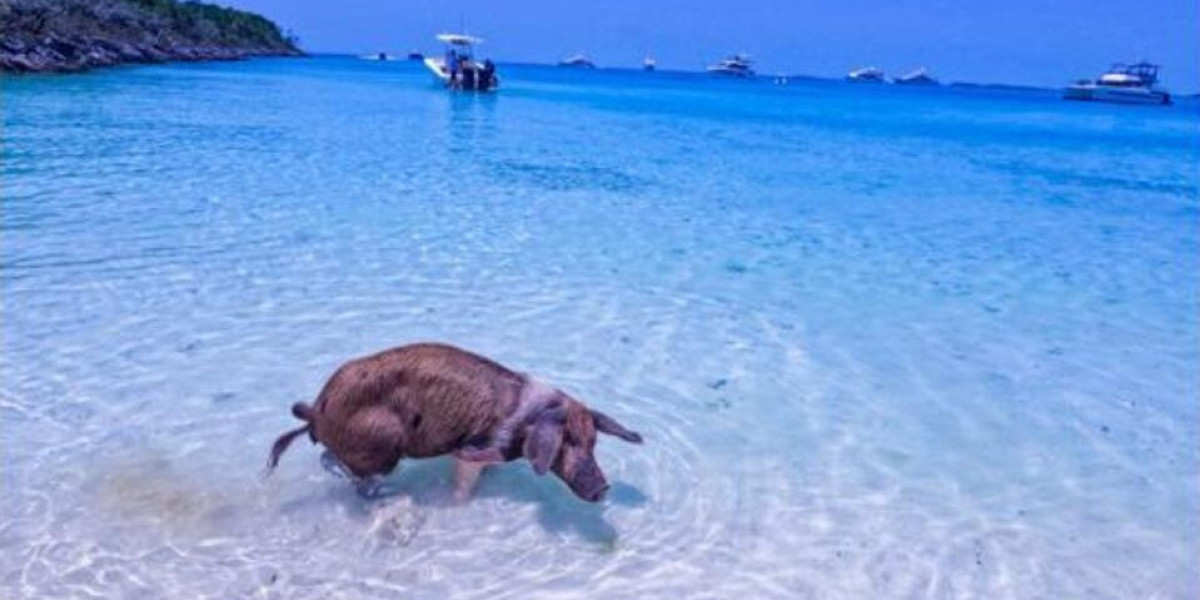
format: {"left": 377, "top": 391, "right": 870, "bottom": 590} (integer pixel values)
{"left": 1, "top": 0, "right": 303, "bottom": 73}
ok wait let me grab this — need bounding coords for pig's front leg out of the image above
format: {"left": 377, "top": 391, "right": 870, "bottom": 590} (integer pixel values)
{"left": 451, "top": 456, "right": 495, "bottom": 504}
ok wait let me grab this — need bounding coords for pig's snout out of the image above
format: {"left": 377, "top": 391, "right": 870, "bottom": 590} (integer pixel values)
{"left": 584, "top": 484, "right": 610, "bottom": 502}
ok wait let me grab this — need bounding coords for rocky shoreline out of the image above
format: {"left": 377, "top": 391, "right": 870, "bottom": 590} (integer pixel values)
{"left": 1, "top": 0, "right": 303, "bottom": 74}
{"left": 1, "top": 37, "right": 303, "bottom": 73}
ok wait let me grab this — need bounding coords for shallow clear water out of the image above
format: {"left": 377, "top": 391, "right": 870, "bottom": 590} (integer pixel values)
{"left": 2, "top": 57, "right": 1198, "bottom": 599}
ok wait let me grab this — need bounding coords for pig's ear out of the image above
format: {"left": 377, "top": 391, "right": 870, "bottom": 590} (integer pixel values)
{"left": 590, "top": 409, "right": 643, "bottom": 444}
{"left": 523, "top": 408, "right": 565, "bottom": 475}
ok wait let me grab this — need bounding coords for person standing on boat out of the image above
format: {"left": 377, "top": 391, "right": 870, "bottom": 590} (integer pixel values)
{"left": 461, "top": 57, "right": 477, "bottom": 89}
{"left": 481, "top": 59, "right": 495, "bottom": 91}
{"left": 446, "top": 48, "right": 460, "bottom": 88}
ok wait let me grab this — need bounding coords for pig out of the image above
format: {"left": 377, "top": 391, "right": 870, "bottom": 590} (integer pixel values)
{"left": 265, "top": 343, "right": 643, "bottom": 502}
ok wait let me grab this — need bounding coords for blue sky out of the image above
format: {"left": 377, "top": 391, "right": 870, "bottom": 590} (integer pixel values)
{"left": 234, "top": 0, "right": 1199, "bottom": 91}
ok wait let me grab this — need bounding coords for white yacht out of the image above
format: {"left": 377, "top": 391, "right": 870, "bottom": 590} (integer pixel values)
{"left": 707, "top": 54, "right": 755, "bottom": 78}
{"left": 846, "top": 66, "right": 885, "bottom": 83}
{"left": 643, "top": 55, "right": 656, "bottom": 71}
{"left": 559, "top": 53, "right": 596, "bottom": 68}
{"left": 423, "top": 33, "right": 499, "bottom": 91}
{"left": 893, "top": 67, "right": 938, "bottom": 86}
{"left": 1064, "top": 62, "right": 1171, "bottom": 105}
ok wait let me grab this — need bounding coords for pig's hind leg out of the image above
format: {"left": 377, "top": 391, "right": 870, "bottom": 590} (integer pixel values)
{"left": 321, "top": 450, "right": 351, "bottom": 479}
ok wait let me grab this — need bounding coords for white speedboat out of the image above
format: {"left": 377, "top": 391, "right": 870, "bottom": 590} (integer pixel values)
{"left": 1064, "top": 62, "right": 1171, "bottom": 105}
{"left": 846, "top": 66, "right": 885, "bottom": 82}
{"left": 559, "top": 54, "right": 596, "bottom": 68}
{"left": 423, "top": 33, "right": 499, "bottom": 91}
{"left": 707, "top": 53, "right": 755, "bottom": 77}
{"left": 643, "top": 55, "right": 656, "bottom": 71}
{"left": 893, "top": 67, "right": 938, "bottom": 86}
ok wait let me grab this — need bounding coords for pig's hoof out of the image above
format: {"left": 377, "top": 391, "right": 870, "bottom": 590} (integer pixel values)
{"left": 354, "top": 476, "right": 383, "bottom": 499}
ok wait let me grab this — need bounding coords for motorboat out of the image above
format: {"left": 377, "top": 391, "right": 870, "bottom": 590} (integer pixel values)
{"left": 707, "top": 53, "right": 754, "bottom": 77}
{"left": 360, "top": 51, "right": 394, "bottom": 61}
{"left": 407, "top": 50, "right": 424, "bottom": 61}
{"left": 1064, "top": 62, "right": 1171, "bottom": 105}
{"left": 893, "top": 67, "right": 938, "bottom": 86}
{"left": 643, "top": 55, "right": 656, "bottom": 71}
{"left": 846, "top": 66, "right": 885, "bottom": 83}
{"left": 423, "top": 33, "right": 499, "bottom": 91}
{"left": 559, "top": 54, "right": 596, "bottom": 68}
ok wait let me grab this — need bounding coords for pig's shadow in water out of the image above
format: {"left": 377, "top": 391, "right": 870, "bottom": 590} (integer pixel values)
{"left": 294, "top": 456, "right": 649, "bottom": 545}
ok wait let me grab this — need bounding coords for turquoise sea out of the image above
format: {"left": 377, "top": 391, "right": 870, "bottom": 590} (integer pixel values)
{"left": 2, "top": 57, "right": 1198, "bottom": 599}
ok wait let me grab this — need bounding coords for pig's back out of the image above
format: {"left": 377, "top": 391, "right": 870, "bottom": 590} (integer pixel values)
{"left": 313, "top": 343, "right": 525, "bottom": 458}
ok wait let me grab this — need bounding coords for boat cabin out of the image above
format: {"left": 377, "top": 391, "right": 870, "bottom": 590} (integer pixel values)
{"left": 1098, "top": 62, "right": 1160, "bottom": 88}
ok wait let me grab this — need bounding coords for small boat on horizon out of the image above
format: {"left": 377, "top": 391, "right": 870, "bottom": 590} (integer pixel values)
{"left": 559, "top": 53, "right": 596, "bottom": 68}
{"left": 360, "top": 51, "right": 395, "bottom": 61}
{"left": 407, "top": 50, "right": 424, "bottom": 61}
{"left": 1063, "top": 62, "right": 1171, "bottom": 105}
{"left": 643, "top": 55, "right": 656, "bottom": 71}
{"left": 707, "top": 53, "right": 755, "bottom": 78}
{"left": 846, "top": 66, "right": 886, "bottom": 83}
{"left": 893, "top": 67, "right": 939, "bottom": 86}
{"left": 423, "top": 33, "right": 499, "bottom": 91}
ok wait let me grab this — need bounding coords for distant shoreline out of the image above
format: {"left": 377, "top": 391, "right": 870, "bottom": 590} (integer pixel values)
{"left": 0, "top": 0, "right": 303, "bottom": 74}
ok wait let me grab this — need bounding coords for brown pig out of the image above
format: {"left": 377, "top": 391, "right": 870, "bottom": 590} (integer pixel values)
{"left": 265, "top": 343, "right": 643, "bottom": 502}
